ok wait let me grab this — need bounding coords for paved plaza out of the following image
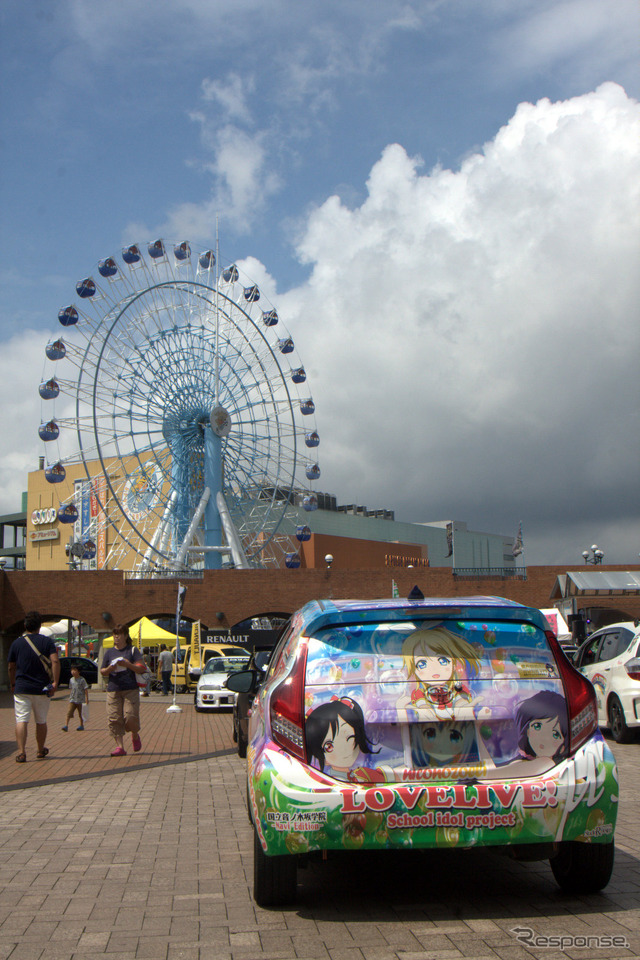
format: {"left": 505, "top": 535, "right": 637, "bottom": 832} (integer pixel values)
{"left": 1, "top": 689, "right": 639, "bottom": 960}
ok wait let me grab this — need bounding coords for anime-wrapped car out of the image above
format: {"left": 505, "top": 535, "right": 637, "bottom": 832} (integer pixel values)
{"left": 226, "top": 595, "right": 618, "bottom": 906}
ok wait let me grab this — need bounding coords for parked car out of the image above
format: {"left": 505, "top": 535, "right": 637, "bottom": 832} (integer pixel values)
{"left": 194, "top": 655, "right": 250, "bottom": 711}
{"left": 166, "top": 641, "right": 248, "bottom": 692}
{"left": 226, "top": 595, "right": 618, "bottom": 906}
{"left": 232, "top": 646, "right": 273, "bottom": 758}
{"left": 58, "top": 656, "right": 98, "bottom": 687}
{"left": 573, "top": 620, "right": 640, "bottom": 743}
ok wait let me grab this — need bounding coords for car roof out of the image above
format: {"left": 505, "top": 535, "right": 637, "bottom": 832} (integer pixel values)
{"left": 589, "top": 621, "right": 640, "bottom": 634}
{"left": 293, "top": 596, "right": 550, "bottom": 633}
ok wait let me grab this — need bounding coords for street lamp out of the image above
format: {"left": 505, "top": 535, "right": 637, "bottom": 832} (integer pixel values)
{"left": 324, "top": 554, "right": 334, "bottom": 570}
{"left": 582, "top": 544, "right": 604, "bottom": 565}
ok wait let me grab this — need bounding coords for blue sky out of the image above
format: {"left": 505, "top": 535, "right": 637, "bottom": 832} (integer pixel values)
{"left": 1, "top": 0, "right": 639, "bottom": 565}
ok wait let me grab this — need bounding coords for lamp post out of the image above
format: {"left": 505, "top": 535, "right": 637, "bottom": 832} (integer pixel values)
{"left": 582, "top": 544, "right": 604, "bottom": 565}
{"left": 324, "top": 554, "right": 334, "bottom": 570}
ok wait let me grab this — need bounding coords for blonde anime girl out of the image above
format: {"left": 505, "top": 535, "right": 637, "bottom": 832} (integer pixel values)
{"left": 397, "top": 626, "right": 482, "bottom": 720}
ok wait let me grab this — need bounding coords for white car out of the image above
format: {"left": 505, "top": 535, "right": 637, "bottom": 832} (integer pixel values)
{"left": 574, "top": 621, "right": 640, "bottom": 742}
{"left": 194, "top": 655, "right": 250, "bottom": 712}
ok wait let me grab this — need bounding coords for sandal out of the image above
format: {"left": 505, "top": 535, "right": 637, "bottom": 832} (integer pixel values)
{"left": 36, "top": 748, "right": 49, "bottom": 760}
{"left": 15, "top": 753, "right": 26, "bottom": 763}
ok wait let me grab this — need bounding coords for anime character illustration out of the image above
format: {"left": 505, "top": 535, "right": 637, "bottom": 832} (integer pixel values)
{"left": 410, "top": 719, "right": 478, "bottom": 768}
{"left": 516, "top": 690, "right": 568, "bottom": 763}
{"left": 397, "top": 626, "right": 482, "bottom": 720}
{"left": 306, "top": 697, "right": 381, "bottom": 781}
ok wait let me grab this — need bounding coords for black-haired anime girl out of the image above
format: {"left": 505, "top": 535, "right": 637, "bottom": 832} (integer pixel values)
{"left": 306, "top": 697, "right": 380, "bottom": 779}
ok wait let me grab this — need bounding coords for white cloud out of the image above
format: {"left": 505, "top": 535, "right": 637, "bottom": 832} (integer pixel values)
{"left": 278, "top": 83, "right": 640, "bottom": 561}
{"left": 493, "top": 0, "right": 640, "bottom": 88}
{"left": 201, "top": 73, "right": 255, "bottom": 124}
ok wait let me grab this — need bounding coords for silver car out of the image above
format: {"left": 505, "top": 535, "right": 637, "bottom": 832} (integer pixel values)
{"left": 194, "top": 655, "right": 250, "bottom": 711}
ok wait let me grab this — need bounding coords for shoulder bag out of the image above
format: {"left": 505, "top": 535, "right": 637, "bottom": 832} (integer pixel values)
{"left": 23, "top": 634, "right": 54, "bottom": 682}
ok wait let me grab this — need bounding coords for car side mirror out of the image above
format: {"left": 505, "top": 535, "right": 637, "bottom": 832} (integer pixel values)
{"left": 225, "top": 670, "right": 256, "bottom": 694}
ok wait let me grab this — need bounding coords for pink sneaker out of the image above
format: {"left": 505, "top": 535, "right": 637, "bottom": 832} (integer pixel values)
{"left": 132, "top": 734, "right": 142, "bottom": 753}
{"left": 110, "top": 747, "right": 127, "bottom": 757}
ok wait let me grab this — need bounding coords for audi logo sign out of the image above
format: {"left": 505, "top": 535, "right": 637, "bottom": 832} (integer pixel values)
{"left": 31, "top": 508, "right": 58, "bottom": 526}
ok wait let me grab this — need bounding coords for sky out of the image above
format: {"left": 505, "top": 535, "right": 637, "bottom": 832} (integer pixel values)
{"left": 0, "top": 0, "right": 639, "bottom": 567}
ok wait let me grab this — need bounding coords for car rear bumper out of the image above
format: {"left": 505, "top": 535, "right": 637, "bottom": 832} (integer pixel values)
{"left": 195, "top": 689, "right": 236, "bottom": 709}
{"left": 249, "top": 733, "right": 618, "bottom": 856}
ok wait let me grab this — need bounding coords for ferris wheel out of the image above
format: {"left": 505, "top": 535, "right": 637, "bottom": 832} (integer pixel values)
{"left": 38, "top": 239, "right": 321, "bottom": 572}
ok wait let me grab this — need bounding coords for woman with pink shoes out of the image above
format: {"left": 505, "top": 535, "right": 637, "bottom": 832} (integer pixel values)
{"left": 100, "top": 624, "right": 147, "bottom": 756}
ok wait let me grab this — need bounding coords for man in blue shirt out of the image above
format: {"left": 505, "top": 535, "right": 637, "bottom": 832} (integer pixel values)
{"left": 8, "top": 610, "right": 60, "bottom": 762}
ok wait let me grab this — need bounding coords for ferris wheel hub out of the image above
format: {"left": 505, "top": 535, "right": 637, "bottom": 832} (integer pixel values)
{"left": 210, "top": 404, "right": 231, "bottom": 438}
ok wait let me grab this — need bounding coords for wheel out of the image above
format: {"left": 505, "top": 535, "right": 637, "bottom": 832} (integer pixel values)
{"left": 253, "top": 828, "right": 297, "bottom": 906}
{"left": 38, "top": 240, "right": 321, "bottom": 573}
{"left": 550, "top": 841, "right": 614, "bottom": 893}
{"left": 608, "top": 695, "right": 633, "bottom": 743}
{"left": 237, "top": 732, "right": 248, "bottom": 759}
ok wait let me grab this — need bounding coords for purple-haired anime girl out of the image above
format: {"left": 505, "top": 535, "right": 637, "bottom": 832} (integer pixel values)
{"left": 516, "top": 690, "right": 568, "bottom": 763}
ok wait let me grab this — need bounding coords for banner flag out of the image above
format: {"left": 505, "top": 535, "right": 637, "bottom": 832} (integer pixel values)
{"left": 191, "top": 620, "right": 202, "bottom": 673}
{"left": 512, "top": 522, "right": 524, "bottom": 558}
{"left": 175, "top": 583, "right": 187, "bottom": 659}
{"left": 446, "top": 522, "right": 453, "bottom": 558}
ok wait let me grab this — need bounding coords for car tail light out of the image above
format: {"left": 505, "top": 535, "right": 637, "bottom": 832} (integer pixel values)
{"left": 270, "top": 637, "right": 309, "bottom": 761}
{"left": 624, "top": 658, "right": 640, "bottom": 681}
{"left": 546, "top": 631, "right": 598, "bottom": 753}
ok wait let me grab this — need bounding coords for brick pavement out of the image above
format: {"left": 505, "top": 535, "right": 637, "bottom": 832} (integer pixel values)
{"left": 0, "top": 691, "right": 233, "bottom": 791}
{"left": 1, "top": 689, "right": 639, "bottom": 960}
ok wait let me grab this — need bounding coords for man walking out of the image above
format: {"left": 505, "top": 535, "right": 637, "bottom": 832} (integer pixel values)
{"left": 158, "top": 643, "right": 173, "bottom": 695}
{"left": 8, "top": 611, "right": 60, "bottom": 762}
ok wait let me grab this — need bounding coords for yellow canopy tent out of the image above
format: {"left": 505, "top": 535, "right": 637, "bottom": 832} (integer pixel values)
{"left": 101, "top": 617, "right": 182, "bottom": 649}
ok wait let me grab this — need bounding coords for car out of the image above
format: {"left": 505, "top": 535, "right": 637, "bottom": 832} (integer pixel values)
{"left": 226, "top": 595, "right": 618, "bottom": 906}
{"left": 232, "top": 646, "right": 273, "bottom": 758}
{"left": 194, "top": 655, "right": 250, "bottom": 711}
{"left": 58, "top": 656, "right": 98, "bottom": 687}
{"left": 573, "top": 620, "right": 640, "bottom": 743}
{"left": 166, "top": 641, "right": 249, "bottom": 692}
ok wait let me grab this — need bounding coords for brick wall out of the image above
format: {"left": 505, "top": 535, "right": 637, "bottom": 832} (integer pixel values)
{"left": 2, "top": 565, "right": 638, "bottom": 635}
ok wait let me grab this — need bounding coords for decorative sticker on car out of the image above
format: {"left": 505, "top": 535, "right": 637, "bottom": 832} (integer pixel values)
{"left": 250, "top": 734, "right": 618, "bottom": 856}
{"left": 301, "top": 619, "right": 569, "bottom": 780}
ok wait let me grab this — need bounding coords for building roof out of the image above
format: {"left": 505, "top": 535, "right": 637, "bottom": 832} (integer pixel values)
{"left": 550, "top": 571, "right": 640, "bottom": 599}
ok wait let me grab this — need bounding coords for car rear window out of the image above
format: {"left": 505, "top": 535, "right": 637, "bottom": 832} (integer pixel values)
{"left": 304, "top": 618, "right": 567, "bottom": 782}
{"left": 203, "top": 656, "right": 250, "bottom": 674}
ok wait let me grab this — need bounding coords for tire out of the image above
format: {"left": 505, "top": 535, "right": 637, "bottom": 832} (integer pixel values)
{"left": 608, "top": 695, "right": 634, "bottom": 743}
{"left": 550, "top": 841, "right": 614, "bottom": 893}
{"left": 232, "top": 713, "right": 238, "bottom": 742}
{"left": 253, "top": 828, "right": 297, "bottom": 907}
{"left": 237, "top": 733, "right": 247, "bottom": 759}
